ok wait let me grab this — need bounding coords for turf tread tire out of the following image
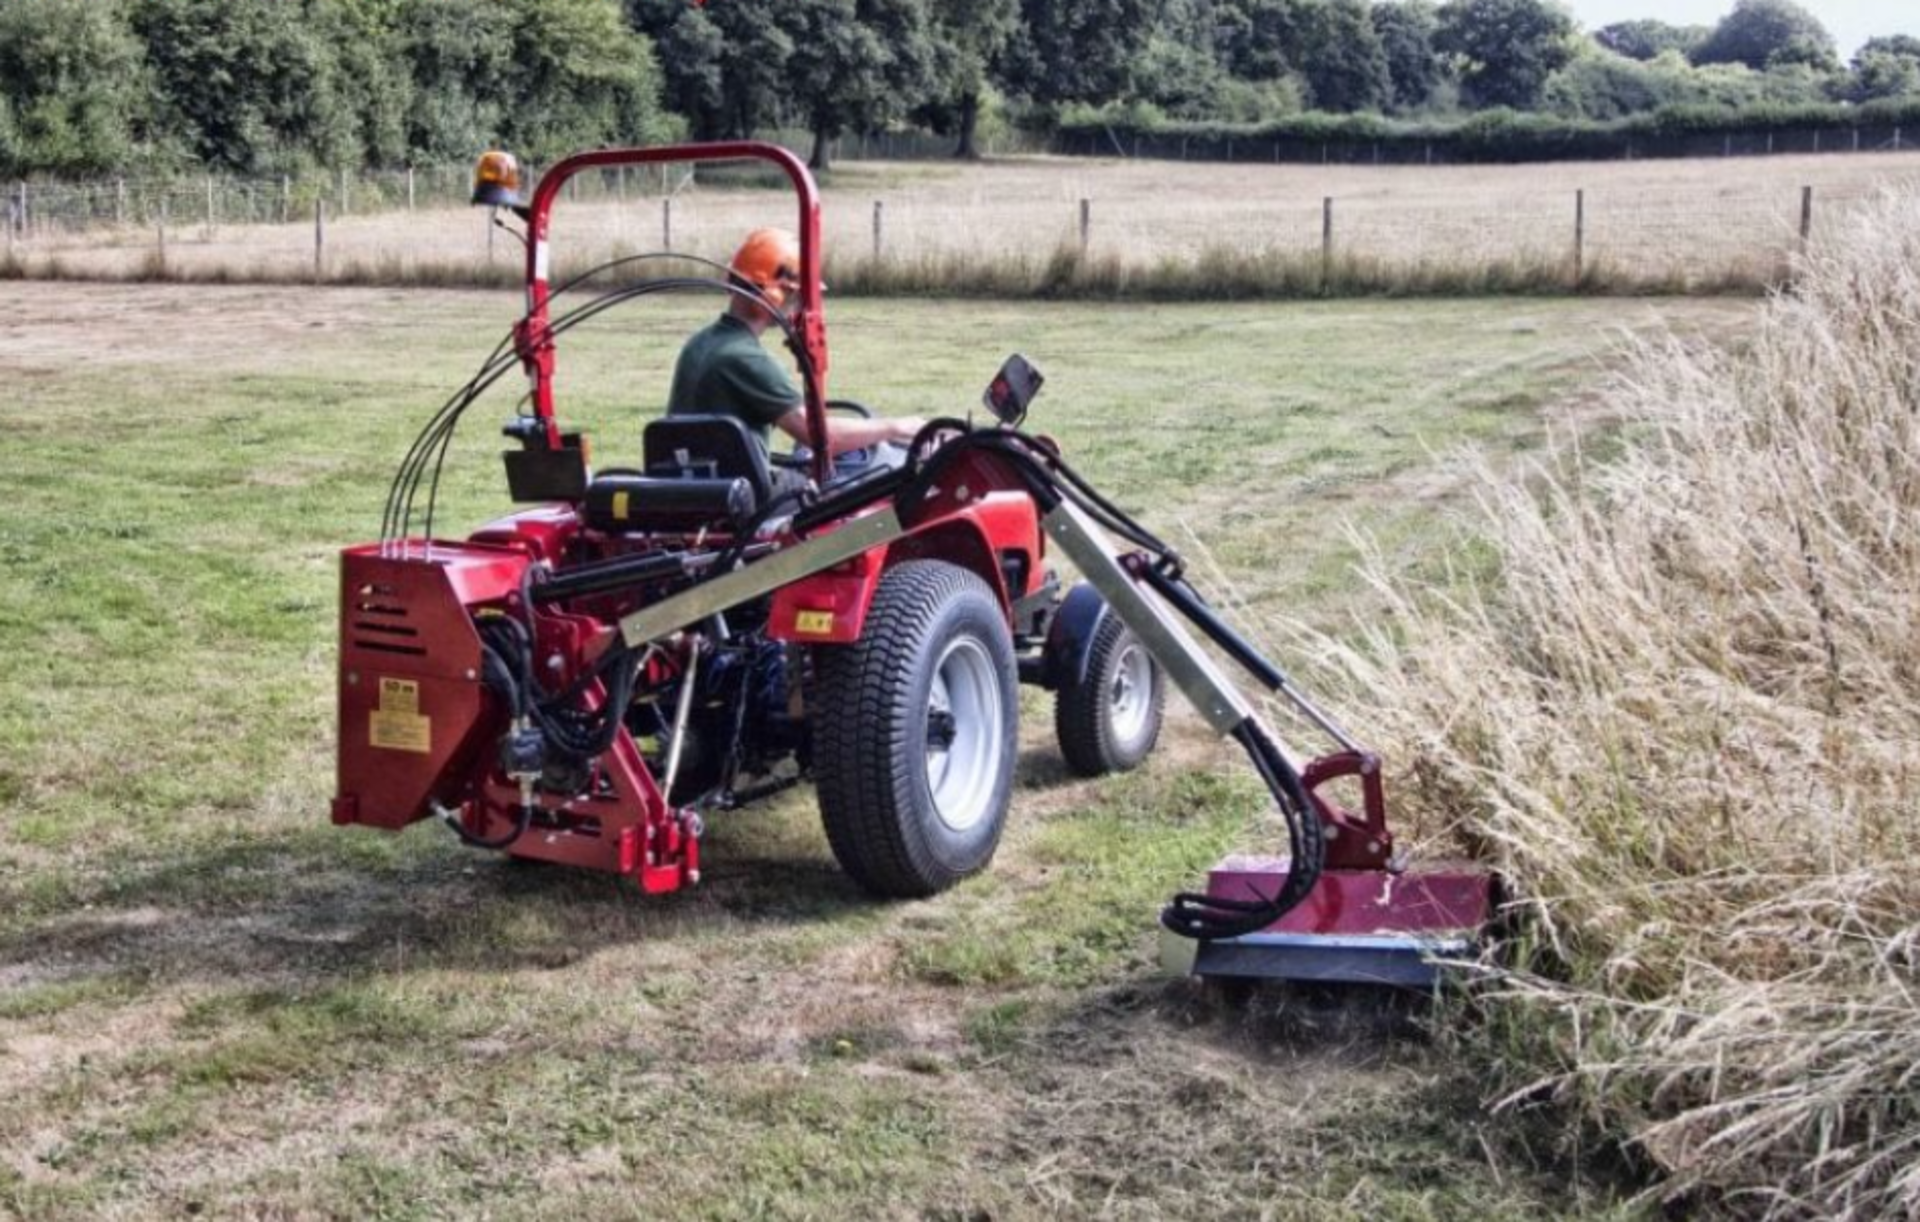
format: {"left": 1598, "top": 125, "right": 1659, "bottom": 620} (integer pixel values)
{"left": 1055, "top": 613, "right": 1165, "bottom": 777}
{"left": 811, "top": 561, "right": 1017, "bottom": 898}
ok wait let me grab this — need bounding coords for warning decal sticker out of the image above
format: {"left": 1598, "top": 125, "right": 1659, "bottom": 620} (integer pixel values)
{"left": 370, "top": 677, "right": 432, "bottom": 754}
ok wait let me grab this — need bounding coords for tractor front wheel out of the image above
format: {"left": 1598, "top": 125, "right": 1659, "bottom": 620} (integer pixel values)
{"left": 811, "top": 561, "right": 1018, "bottom": 898}
{"left": 1055, "top": 613, "right": 1164, "bottom": 777}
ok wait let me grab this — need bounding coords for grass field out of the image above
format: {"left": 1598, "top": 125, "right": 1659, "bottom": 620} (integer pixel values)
{"left": 0, "top": 283, "right": 1747, "bottom": 1218}
{"left": 10, "top": 151, "right": 1920, "bottom": 295}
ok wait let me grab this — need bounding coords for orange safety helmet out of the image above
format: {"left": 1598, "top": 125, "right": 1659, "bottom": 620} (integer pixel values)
{"left": 729, "top": 227, "right": 804, "bottom": 309}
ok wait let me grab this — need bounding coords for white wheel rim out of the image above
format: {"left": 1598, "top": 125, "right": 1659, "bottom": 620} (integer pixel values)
{"left": 925, "top": 636, "right": 1004, "bottom": 833}
{"left": 1109, "top": 641, "right": 1154, "bottom": 748}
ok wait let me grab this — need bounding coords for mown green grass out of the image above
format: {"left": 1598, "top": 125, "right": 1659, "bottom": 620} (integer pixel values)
{"left": 0, "top": 284, "right": 1743, "bottom": 1218}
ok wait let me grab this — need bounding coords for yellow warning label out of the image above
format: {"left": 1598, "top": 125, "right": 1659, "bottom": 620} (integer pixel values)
{"left": 370, "top": 709, "right": 432, "bottom": 754}
{"left": 379, "top": 677, "right": 419, "bottom": 714}
{"left": 612, "top": 490, "right": 630, "bottom": 521}
{"left": 371, "top": 677, "right": 430, "bottom": 753}
{"left": 795, "top": 609, "right": 835, "bottom": 635}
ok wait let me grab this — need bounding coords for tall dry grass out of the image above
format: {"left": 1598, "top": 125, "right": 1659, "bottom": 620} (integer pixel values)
{"left": 1317, "top": 191, "right": 1920, "bottom": 1216}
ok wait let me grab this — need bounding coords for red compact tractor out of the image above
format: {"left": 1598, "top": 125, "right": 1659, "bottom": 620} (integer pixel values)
{"left": 331, "top": 142, "right": 1493, "bottom": 985}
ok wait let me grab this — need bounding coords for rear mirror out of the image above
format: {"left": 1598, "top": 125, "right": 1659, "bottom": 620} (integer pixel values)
{"left": 984, "top": 354, "right": 1043, "bottom": 426}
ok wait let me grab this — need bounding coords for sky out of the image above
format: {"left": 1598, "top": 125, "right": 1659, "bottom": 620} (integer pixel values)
{"left": 1566, "top": 0, "right": 1917, "bottom": 58}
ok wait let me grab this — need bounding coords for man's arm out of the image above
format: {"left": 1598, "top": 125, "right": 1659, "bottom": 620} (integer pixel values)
{"left": 775, "top": 408, "right": 927, "bottom": 457}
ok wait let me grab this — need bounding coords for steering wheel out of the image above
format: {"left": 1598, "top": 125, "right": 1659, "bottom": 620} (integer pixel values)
{"left": 773, "top": 399, "right": 879, "bottom": 473}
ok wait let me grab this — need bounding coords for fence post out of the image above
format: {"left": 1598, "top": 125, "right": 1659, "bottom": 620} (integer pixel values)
{"left": 1766, "top": 131, "right": 1774, "bottom": 155}
{"left": 1078, "top": 198, "right": 1090, "bottom": 253}
{"left": 205, "top": 174, "right": 216, "bottom": 233}
{"left": 281, "top": 174, "right": 291, "bottom": 225}
{"left": 1853, "top": 128, "right": 1861, "bottom": 153}
{"left": 1321, "top": 196, "right": 1334, "bottom": 292}
{"left": 1799, "top": 185, "right": 1814, "bottom": 249}
{"left": 617, "top": 165, "right": 628, "bottom": 205}
{"left": 407, "top": 166, "right": 416, "bottom": 212}
{"left": 872, "top": 199, "right": 883, "bottom": 262}
{"left": 663, "top": 197, "right": 672, "bottom": 251}
{"left": 1896, "top": 127, "right": 1904, "bottom": 151}
{"left": 18, "top": 181, "right": 26, "bottom": 237}
{"left": 115, "top": 178, "right": 126, "bottom": 227}
{"left": 339, "top": 168, "right": 350, "bottom": 218}
{"left": 1573, "top": 189, "right": 1585, "bottom": 287}
{"left": 314, "top": 198, "right": 325, "bottom": 280}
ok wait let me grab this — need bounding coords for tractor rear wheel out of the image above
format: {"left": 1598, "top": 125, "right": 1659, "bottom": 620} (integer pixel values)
{"left": 1055, "top": 613, "right": 1164, "bottom": 776}
{"left": 811, "top": 561, "right": 1018, "bottom": 898}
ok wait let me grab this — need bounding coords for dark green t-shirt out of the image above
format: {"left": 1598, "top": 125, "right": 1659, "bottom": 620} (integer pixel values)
{"left": 665, "top": 314, "right": 802, "bottom": 453}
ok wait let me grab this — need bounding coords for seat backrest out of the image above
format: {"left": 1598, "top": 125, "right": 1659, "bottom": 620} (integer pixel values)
{"left": 642, "top": 415, "right": 772, "bottom": 511}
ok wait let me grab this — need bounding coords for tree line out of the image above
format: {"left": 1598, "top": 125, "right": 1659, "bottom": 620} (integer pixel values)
{"left": 1, "top": 0, "right": 1916, "bottom": 179}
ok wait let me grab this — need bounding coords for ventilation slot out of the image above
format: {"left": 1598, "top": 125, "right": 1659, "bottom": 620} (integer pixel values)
{"left": 351, "top": 603, "right": 426, "bottom": 657}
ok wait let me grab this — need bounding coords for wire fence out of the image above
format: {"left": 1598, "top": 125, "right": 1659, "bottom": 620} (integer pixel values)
{"left": 5, "top": 151, "right": 1918, "bottom": 294}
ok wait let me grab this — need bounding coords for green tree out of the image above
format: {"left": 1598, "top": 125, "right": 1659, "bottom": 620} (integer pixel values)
{"left": 500, "top": 0, "right": 672, "bottom": 161}
{"left": 920, "top": 0, "right": 1017, "bottom": 157}
{"left": 779, "top": 0, "right": 937, "bottom": 170}
{"left": 319, "top": 0, "right": 411, "bottom": 168}
{"left": 1009, "top": 0, "right": 1164, "bottom": 106}
{"left": 1373, "top": 1, "right": 1445, "bottom": 111}
{"left": 627, "top": 0, "right": 793, "bottom": 140}
{"left": 1291, "top": 0, "right": 1390, "bottom": 111}
{"left": 0, "top": 0, "right": 144, "bottom": 176}
{"left": 1594, "top": 18, "right": 1708, "bottom": 61}
{"left": 1848, "top": 35, "right": 1920, "bottom": 101}
{"left": 131, "top": 0, "right": 358, "bottom": 171}
{"left": 1435, "top": 0, "right": 1576, "bottom": 108}
{"left": 396, "top": 0, "right": 513, "bottom": 162}
{"left": 1691, "top": 0, "right": 1836, "bottom": 71}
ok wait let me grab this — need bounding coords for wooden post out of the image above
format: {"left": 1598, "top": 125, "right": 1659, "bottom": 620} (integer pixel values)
{"left": 339, "top": 167, "right": 350, "bottom": 217}
{"left": 281, "top": 174, "right": 291, "bottom": 225}
{"left": 314, "top": 198, "right": 325, "bottom": 279}
{"left": 1321, "top": 196, "right": 1334, "bottom": 291}
{"left": 205, "top": 174, "right": 215, "bottom": 232}
{"left": 1078, "top": 198, "right": 1090, "bottom": 253}
{"left": 872, "top": 199, "right": 883, "bottom": 262}
{"left": 407, "top": 166, "right": 416, "bottom": 212}
{"left": 115, "top": 178, "right": 126, "bottom": 227}
{"left": 1853, "top": 128, "right": 1861, "bottom": 153}
{"left": 617, "top": 165, "right": 627, "bottom": 204}
{"left": 1800, "top": 185, "right": 1814, "bottom": 248}
{"left": 1573, "top": 189, "right": 1585, "bottom": 287}
{"left": 1896, "top": 127, "right": 1904, "bottom": 151}
{"left": 663, "top": 197, "right": 672, "bottom": 250}
{"left": 1766, "top": 131, "right": 1774, "bottom": 155}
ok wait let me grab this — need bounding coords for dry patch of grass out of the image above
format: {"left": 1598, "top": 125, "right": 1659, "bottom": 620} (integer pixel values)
{"left": 1320, "top": 193, "right": 1920, "bottom": 1216}
{"left": 7, "top": 151, "right": 1919, "bottom": 298}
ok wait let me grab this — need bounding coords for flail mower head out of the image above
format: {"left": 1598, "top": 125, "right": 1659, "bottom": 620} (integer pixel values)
{"left": 330, "top": 141, "right": 1495, "bottom": 991}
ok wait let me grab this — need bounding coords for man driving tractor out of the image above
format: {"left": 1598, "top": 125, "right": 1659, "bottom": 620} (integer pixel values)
{"left": 668, "top": 227, "right": 926, "bottom": 481}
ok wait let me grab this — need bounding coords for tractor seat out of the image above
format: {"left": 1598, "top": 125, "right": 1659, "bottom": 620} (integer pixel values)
{"left": 643, "top": 415, "right": 773, "bottom": 512}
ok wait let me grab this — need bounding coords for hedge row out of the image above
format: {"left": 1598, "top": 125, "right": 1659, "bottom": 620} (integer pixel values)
{"left": 1052, "top": 99, "right": 1920, "bottom": 164}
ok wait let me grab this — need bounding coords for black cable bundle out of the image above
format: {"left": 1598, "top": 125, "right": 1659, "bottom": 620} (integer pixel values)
{"left": 1158, "top": 721, "right": 1327, "bottom": 941}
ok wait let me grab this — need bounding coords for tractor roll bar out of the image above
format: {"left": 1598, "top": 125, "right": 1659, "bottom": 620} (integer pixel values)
{"left": 521, "top": 142, "right": 832, "bottom": 486}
